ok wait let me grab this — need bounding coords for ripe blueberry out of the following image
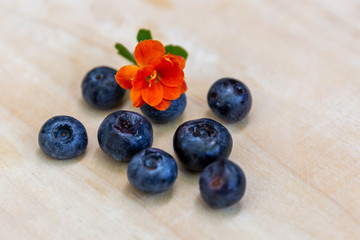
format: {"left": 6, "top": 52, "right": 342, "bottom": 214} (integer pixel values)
{"left": 207, "top": 78, "right": 252, "bottom": 122}
{"left": 98, "top": 111, "right": 153, "bottom": 161}
{"left": 81, "top": 66, "right": 125, "bottom": 109}
{"left": 38, "top": 116, "right": 88, "bottom": 159}
{"left": 173, "top": 118, "right": 233, "bottom": 172}
{"left": 140, "top": 94, "right": 187, "bottom": 123}
{"left": 199, "top": 159, "right": 246, "bottom": 208}
{"left": 127, "top": 148, "right": 178, "bottom": 194}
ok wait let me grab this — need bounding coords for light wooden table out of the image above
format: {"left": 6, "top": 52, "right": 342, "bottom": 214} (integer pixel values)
{"left": 1, "top": 0, "right": 359, "bottom": 239}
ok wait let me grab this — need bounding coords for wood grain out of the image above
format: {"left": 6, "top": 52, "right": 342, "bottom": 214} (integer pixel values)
{"left": 1, "top": 0, "right": 360, "bottom": 239}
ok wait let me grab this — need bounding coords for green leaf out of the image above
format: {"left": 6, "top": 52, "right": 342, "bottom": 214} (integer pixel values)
{"left": 165, "top": 45, "right": 188, "bottom": 60}
{"left": 137, "top": 29, "right": 152, "bottom": 42}
{"left": 114, "top": 43, "right": 136, "bottom": 65}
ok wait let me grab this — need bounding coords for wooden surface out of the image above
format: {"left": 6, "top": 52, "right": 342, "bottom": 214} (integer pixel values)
{"left": 1, "top": 0, "right": 360, "bottom": 239}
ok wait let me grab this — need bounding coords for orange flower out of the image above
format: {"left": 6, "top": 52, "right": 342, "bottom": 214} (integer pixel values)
{"left": 115, "top": 40, "right": 187, "bottom": 111}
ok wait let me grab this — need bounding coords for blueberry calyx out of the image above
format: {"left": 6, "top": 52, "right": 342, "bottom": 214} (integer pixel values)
{"left": 53, "top": 124, "right": 73, "bottom": 142}
{"left": 188, "top": 123, "right": 217, "bottom": 138}
{"left": 143, "top": 151, "right": 162, "bottom": 169}
{"left": 209, "top": 177, "right": 224, "bottom": 189}
{"left": 113, "top": 117, "right": 137, "bottom": 135}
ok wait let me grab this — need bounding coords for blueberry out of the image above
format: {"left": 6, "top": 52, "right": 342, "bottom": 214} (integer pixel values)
{"left": 38, "top": 116, "right": 88, "bottom": 159}
{"left": 98, "top": 111, "right": 153, "bottom": 161}
{"left": 207, "top": 78, "right": 252, "bottom": 122}
{"left": 127, "top": 148, "right": 178, "bottom": 193}
{"left": 173, "top": 118, "right": 233, "bottom": 172}
{"left": 199, "top": 159, "right": 246, "bottom": 208}
{"left": 140, "top": 94, "right": 187, "bottom": 123}
{"left": 81, "top": 66, "right": 125, "bottom": 109}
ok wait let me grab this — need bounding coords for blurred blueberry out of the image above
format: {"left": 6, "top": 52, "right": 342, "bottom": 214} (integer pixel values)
{"left": 140, "top": 94, "right": 186, "bottom": 123}
{"left": 199, "top": 159, "right": 246, "bottom": 208}
{"left": 82, "top": 66, "right": 125, "bottom": 109}
{"left": 207, "top": 78, "right": 252, "bottom": 122}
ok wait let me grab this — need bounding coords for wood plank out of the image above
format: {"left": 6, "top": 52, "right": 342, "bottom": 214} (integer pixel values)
{"left": 0, "top": 0, "right": 359, "bottom": 239}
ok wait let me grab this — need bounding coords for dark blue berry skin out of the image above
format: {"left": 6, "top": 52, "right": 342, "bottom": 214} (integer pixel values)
{"left": 38, "top": 116, "right": 88, "bottom": 160}
{"left": 199, "top": 159, "right": 246, "bottom": 208}
{"left": 140, "top": 94, "right": 187, "bottom": 123}
{"left": 127, "top": 148, "right": 178, "bottom": 194}
{"left": 173, "top": 118, "right": 233, "bottom": 172}
{"left": 98, "top": 111, "right": 153, "bottom": 162}
{"left": 81, "top": 66, "right": 125, "bottom": 109}
{"left": 207, "top": 78, "right": 252, "bottom": 123}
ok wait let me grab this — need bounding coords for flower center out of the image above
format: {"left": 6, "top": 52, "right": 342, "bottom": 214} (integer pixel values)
{"left": 146, "top": 70, "right": 158, "bottom": 87}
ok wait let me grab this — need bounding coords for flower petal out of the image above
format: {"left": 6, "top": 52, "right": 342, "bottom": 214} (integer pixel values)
{"left": 130, "top": 88, "right": 145, "bottom": 107}
{"left": 115, "top": 65, "right": 139, "bottom": 89}
{"left": 159, "top": 66, "right": 184, "bottom": 87}
{"left": 154, "top": 57, "right": 184, "bottom": 87}
{"left": 162, "top": 85, "right": 182, "bottom": 100}
{"left": 141, "top": 82, "right": 163, "bottom": 107}
{"left": 181, "top": 80, "right": 187, "bottom": 93}
{"left": 152, "top": 56, "right": 173, "bottom": 70}
{"left": 134, "top": 40, "right": 166, "bottom": 67}
{"left": 133, "top": 65, "right": 155, "bottom": 90}
{"left": 153, "top": 99, "right": 171, "bottom": 111}
{"left": 166, "top": 53, "right": 186, "bottom": 69}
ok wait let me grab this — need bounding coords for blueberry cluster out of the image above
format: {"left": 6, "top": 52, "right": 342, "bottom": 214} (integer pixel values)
{"left": 38, "top": 66, "right": 252, "bottom": 208}
{"left": 173, "top": 118, "right": 246, "bottom": 208}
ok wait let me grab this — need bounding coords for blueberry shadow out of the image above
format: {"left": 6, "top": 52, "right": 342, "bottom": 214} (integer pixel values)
{"left": 93, "top": 148, "right": 128, "bottom": 175}
{"left": 123, "top": 182, "right": 174, "bottom": 207}
{"left": 177, "top": 165, "right": 200, "bottom": 185}
{"left": 36, "top": 148, "right": 84, "bottom": 166}
{"left": 195, "top": 195, "right": 242, "bottom": 218}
